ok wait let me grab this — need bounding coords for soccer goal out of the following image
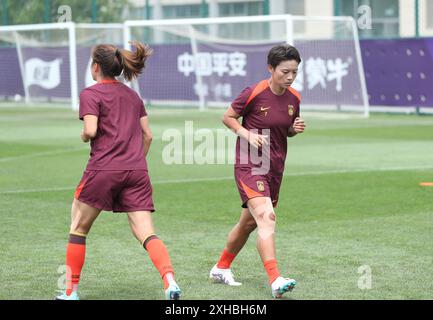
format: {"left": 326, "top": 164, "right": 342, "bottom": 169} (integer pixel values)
{"left": 0, "top": 22, "right": 78, "bottom": 109}
{"left": 0, "top": 22, "right": 123, "bottom": 110}
{"left": 124, "top": 14, "right": 369, "bottom": 117}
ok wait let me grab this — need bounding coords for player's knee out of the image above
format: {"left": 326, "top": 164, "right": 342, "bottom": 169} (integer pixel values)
{"left": 261, "top": 216, "right": 275, "bottom": 229}
{"left": 256, "top": 212, "right": 276, "bottom": 232}
{"left": 255, "top": 208, "right": 266, "bottom": 220}
{"left": 250, "top": 200, "right": 276, "bottom": 238}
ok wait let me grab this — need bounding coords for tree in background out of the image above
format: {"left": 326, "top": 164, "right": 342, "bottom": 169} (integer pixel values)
{"left": 1, "top": 0, "right": 130, "bottom": 25}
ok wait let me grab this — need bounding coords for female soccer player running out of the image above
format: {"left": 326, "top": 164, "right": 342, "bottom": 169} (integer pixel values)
{"left": 209, "top": 45, "right": 306, "bottom": 298}
{"left": 56, "top": 42, "right": 181, "bottom": 300}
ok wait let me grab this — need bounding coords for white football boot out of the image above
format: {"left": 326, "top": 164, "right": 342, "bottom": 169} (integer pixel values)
{"left": 209, "top": 264, "right": 242, "bottom": 286}
{"left": 271, "top": 276, "right": 296, "bottom": 298}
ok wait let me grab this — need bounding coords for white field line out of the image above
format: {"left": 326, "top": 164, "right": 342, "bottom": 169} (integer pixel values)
{"left": 1, "top": 164, "right": 433, "bottom": 195}
{"left": 0, "top": 147, "right": 88, "bottom": 162}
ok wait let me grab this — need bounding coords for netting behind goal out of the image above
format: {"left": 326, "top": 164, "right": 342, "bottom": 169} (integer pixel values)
{"left": 125, "top": 15, "right": 368, "bottom": 117}
{"left": 290, "top": 17, "right": 368, "bottom": 116}
{"left": 75, "top": 24, "right": 124, "bottom": 94}
{"left": 0, "top": 23, "right": 123, "bottom": 109}
{"left": 0, "top": 24, "right": 74, "bottom": 107}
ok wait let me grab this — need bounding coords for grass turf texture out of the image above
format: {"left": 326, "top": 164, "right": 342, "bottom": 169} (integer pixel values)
{"left": 0, "top": 106, "right": 432, "bottom": 299}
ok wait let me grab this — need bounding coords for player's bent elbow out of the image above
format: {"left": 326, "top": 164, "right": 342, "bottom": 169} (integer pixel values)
{"left": 84, "top": 129, "right": 97, "bottom": 138}
{"left": 222, "top": 114, "right": 231, "bottom": 127}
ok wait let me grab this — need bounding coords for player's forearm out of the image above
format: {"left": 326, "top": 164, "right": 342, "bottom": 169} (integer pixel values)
{"left": 223, "top": 115, "right": 249, "bottom": 140}
{"left": 82, "top": 115, "right": 98, "bottom": 142}
{"left": 143, "top": 134, "right": 152, "bottom": 157}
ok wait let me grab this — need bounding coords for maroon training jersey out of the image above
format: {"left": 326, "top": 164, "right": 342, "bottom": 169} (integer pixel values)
{"left": 231, "top": 79, "right": 301, "bottom": 175}
{"left": 79, "top": 80, "right": 148, "bottom": 171}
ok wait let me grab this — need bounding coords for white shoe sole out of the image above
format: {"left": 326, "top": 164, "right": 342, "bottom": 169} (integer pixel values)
{"left": 209, "top": 273, "right": 242, "bottom": 286}
{"left": 272, "top": 280, "right": 296, "bottom": 298}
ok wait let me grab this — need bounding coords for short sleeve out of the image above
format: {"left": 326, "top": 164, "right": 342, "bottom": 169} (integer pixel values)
{"left": 231, "top": 86, "right": 253, "bottom": 116}
{"left": 288, "top": 87, "right": 301, "bottom": 120}
{"left": 139, "top": 99, "right": 147, "bottom": 118}
{"left": 79, "top": 89, "right": 100, "bottom": 120}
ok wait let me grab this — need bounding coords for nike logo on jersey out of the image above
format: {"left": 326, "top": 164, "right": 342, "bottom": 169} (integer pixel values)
{"left": 260, "top": 106, "right": 270, "bottom": 116}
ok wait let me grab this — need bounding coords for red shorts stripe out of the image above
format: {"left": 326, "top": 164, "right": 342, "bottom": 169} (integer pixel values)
{"left": 235, "top": 167, "right": 282, "bottom": 208}
{"left": 239, "top": 179, "right": 264, "bottom": 199}
{"left": 74, "top": 180, "right": 86, "bottom": 199}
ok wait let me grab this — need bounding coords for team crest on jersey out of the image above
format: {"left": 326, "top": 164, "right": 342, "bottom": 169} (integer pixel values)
{"left": 288, "top": 105, "right": 294, "bottom": 116}
{"left": 257, "top": 181, "right": 265, "bottom": 192}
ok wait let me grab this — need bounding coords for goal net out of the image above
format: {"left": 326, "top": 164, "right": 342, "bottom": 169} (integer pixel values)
{"left": 0, "top": 22, "right": 77, "bottom": 108}
{"left": 124, "top": 15, "right": 369, "bottom": 117}
{"left": 0, "top": 22, "right": 123, "bottom": 110}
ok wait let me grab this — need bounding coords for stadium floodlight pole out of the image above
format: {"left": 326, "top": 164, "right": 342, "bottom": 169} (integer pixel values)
{"left": 350, "top": 17, "right": 370, "bottom": 118}
{"left": 189, "top": 25, "right": 205, "bottom": 111}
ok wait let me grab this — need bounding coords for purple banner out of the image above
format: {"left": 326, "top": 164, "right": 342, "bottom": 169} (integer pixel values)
{"left": 0, "top": 48, "right": 24, "bottom": 96}
{"left": 139, "top": 40, "right": 363, "bottom": 106}
{"left": 0, "top": 46, "right": 96, "bottom": 100}
{"left": 1, "top": 38, "right": 432, "bottom": 108}
{"left": 361, "top": 38, "right": 433, "bottom": 107}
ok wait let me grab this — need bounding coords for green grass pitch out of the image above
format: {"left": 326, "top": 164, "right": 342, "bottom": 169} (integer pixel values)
{"left": 0, "top": 105, "right": 432, "bottom": 299}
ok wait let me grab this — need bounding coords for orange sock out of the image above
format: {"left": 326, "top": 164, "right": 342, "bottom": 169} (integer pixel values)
{"left": 65, "top": 234, "right": 86, "bottom": 296}
{"left": 216, "top": 249, "right": 236, "bottom": 269}
{"left": 143, "top": 235, "right": 175, "bottom": 289}
{"left": 263, "top": 259, "right": 280, "bottom": 284}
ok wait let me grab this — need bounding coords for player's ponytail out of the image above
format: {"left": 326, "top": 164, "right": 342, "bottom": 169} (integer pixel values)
{"left": 92, "top": 41, "right": 152, "bottom": 81}
{"left": 117, "top": 41, "right": 153, "bottom": 81}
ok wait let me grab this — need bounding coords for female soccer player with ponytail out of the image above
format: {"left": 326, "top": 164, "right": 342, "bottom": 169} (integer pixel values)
{"left": 56, "top": 42, "right": 181, "bottom": 300}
